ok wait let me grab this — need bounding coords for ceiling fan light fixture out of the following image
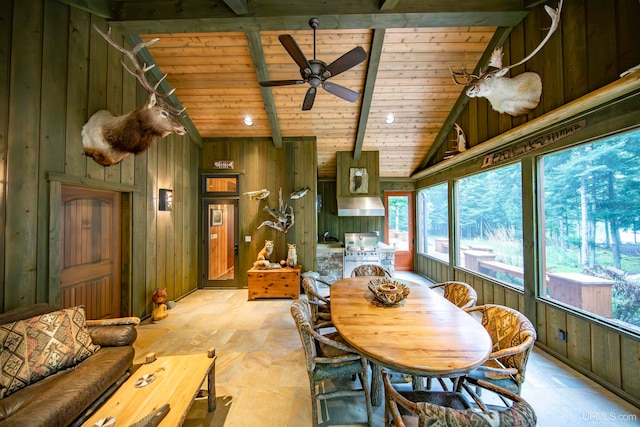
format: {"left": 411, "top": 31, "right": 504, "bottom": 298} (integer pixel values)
{"left": 385, "top": 113, "right": 396, "bottom": 124}
{"left": 257, "top": 18, "right": 367, "bottom": 110}
{"left": 243, "top": 116, "right": 253, "bottom": 126}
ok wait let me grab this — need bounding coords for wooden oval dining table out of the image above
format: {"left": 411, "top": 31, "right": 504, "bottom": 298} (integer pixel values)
{"left": 330, "top": 276, "right": 492, "bottom": 406}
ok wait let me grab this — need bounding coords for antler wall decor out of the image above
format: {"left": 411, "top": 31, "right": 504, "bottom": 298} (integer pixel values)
{"left": 450, "top": 0, "right": 563, "bottom": 116}
{"left": 81, "top": 25, "right": 187, "bottom": 166}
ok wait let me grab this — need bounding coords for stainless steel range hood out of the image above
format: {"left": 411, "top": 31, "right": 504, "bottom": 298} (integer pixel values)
{"left": 337, "top": 196, "right": 385, "bottom": 217}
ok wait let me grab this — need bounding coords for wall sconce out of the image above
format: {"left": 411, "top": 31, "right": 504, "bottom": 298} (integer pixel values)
{"left": 159, "top": 189, "right": 173, "bottom": 211}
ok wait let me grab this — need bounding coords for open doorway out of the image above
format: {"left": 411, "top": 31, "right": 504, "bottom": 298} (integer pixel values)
{"left": 384, "top": 191, "right": 414, "bottom": 271}
{"left": 202, "top": 199, "right": 239, "bottom": 287}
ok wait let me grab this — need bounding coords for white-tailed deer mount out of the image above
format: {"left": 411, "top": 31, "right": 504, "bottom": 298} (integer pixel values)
{"left": 82, "top": 25, "right": 187, "bottom": 166}
{"left": 451, "top": 0, "right": 563, "bottom": 116}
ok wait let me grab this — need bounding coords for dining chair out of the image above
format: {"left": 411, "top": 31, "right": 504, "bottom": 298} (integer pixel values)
{"left": 290, "top": 299, "right": 373, "bottom": 427}
{"left": 429, "top": 281, "right": 478, "bottom": 310}
{"left": 351, "top": 264, "right": 392, "bottom": 278}
{"left": 301, "top": 277, "right": 332, "bottom": 330}
{"left": 462, "top": 304, "right": 537, "bottom": 397}
{"left": 383, "top": 369, "right": 537, "bottom": 427}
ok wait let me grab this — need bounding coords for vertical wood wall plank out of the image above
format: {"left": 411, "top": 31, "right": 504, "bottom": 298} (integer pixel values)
{"left": 5, "top": 0, "right": 43, "bottom": 308}
{"left": 104, "top": 29, "right": 124, "bottom": 184}
{"left": 65, "top": 7, "right": 89, "bottom": 176}
{"left": 591, "top": 324, "right": 622, "bottom": 388}
{"left": 617, "top": 1, "right": 640, "bottom": 74}
{"left": 566, "top": 314, "right": 592, "bottom": 371}
{"left": 586, "top": 0, "right": 617, "bottom": 91}
{"left": 38, "top": 0, "right": 69, "bottom": 302}
{"left": 546, "top": 305, "right": 567, "bottom": 357}
{"left": 621, "top": 336, "right": 640, "bottom": 398}
{"left": 145, "top": 124, "right": 158, "bottom": 312}
{"left": 174, "top": 135, "right": 185, "bottom": 296}
{"left": 85, "top": 15, "right": 107, "bottom": 181}
{"left": 0, "top": 0, "right": 14, "bottom": 308}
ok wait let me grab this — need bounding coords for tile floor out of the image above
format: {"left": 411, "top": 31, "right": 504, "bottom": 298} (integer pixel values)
{"left": 133, "top": 272, "right": 640, "bottom": 426}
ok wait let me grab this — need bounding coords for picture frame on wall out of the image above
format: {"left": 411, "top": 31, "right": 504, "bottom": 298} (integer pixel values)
{"left": 349, "top": 167, "right": 368, "bottom": 194}
{"left": 210, "top": 208, "right": 223, "bottom": 226}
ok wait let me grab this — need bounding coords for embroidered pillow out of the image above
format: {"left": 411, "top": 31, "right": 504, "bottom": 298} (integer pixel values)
{"left": 0, "top": 306, "right": 99, "bottom": 398}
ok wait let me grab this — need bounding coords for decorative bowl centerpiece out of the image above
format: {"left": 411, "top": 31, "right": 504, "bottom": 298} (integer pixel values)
{"left": 368, "top": 278, "right": 410, "bottom": 305}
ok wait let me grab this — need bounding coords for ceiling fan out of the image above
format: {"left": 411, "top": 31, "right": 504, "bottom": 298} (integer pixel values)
{"left": 259, "top": 18, "right": 367, "bottom": 110}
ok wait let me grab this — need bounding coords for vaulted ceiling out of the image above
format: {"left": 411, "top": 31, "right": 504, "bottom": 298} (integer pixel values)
{"left": 65, "top": 0, "right": 530, "bottom": 179}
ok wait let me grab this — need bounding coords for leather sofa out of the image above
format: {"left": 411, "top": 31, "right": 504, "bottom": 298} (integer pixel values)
{"left": 0, "top": 303, "right": 138, "bottom": 427}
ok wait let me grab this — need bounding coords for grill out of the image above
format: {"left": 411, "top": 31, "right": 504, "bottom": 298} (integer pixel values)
{"left": 343, "top": 232, "right": 381, "bottom": 277}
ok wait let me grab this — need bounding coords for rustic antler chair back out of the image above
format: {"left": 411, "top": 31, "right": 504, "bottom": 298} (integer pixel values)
{"left": 463, "top": 304, "right": 537, "bottom": 396}
{"left": 429, "top": 281, "right": 478, "bottom": 310}
{"left": 290, "top": 299, "right": 373, "bottom": 427}
{"left": 351, "top": 264, "right": 392, "bottom": 278}
{"left": 383, "top": 369, "right": 537, "bottom": 427}
{"left": 301, "top": 277, "right": 332, "bottom": 330}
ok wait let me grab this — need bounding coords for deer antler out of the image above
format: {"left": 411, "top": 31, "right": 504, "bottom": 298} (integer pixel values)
{"left": 93, "top": 25, "right": 185, "bottom": 115}
{"left": 499, "top": 0, "right": 563, "bottom": 73}
{"left": 449, "top": 68, "right": 479, "bottom": 86}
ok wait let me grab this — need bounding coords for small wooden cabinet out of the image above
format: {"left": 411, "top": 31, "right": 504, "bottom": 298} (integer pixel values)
{"left": 247, "top": 265, "right": 301, "bottom": 300}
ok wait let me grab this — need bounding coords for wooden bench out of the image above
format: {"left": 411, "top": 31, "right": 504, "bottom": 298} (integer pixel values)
{"left": 546, "top": 272, "right": 614, "bottom": 317}
{"left": 434, "top": 238, "right": 448, "bottom": 253}
{"left": 478, "top": 260, "right": 524, "bottom": 279}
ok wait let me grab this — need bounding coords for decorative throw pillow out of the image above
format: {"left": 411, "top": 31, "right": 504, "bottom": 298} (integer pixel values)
{"left": 0, "top": 306, "right": 99, "bottom": 398}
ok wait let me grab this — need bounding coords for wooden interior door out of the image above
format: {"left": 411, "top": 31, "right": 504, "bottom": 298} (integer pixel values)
{"left": 202, "top": 199, "right": 239, "bottom": 287}
{"left": 60, "top": 186, "right": 121, "bottom": 319}
{"left": 385, "top": 191, "right": 414, "bottom": 271}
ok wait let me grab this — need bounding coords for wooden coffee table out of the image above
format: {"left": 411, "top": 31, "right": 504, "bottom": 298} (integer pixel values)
{"left": 82, "top": 349, "right": 217, "bottom": 426}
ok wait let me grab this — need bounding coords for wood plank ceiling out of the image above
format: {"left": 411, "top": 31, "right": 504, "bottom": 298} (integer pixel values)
{"left": 95, "top": 1, "right": 529, "bottom": 179}
{"left": 144, "top": 26, "right": 495, "bottom": 179}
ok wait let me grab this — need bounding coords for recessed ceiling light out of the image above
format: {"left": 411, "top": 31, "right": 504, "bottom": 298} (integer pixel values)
{"left": 385, "top": 113, "right": 395, "bottom": 124}
{"left": 243, "top": 116, "right": 253, "bottom": 126}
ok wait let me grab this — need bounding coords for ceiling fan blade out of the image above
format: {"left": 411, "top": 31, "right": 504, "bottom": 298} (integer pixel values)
{"left": 322, "top": 81, "right": 360, "bottom": 102}
{"left": 279, "top": 34, "right": 311, "bottom": 73}
{"left": 302, "top": 87, "right": 317, "bottom": 111}
{"left": 323, "top": 46, "right": 367, "bottom": 78}
{"left": 259, "top": 79, "right": 305, "bottom": 87}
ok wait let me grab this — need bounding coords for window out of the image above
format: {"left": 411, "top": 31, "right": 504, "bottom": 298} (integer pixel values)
{"left": 417, "top": 183, "right": 449, "bottom": 262}
{"left": 540, "top": 128, "right": 640, "bottom": 332}
{"left": 456, "top": 163, "right": 524, "bottom": 287}
{"left": 202, "top": 175, "right": 238, "bottom": 196}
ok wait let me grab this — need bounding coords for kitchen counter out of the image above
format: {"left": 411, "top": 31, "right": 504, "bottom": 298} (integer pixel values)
{"left": 377, "top": 242, "right": 396, "bottom": 276}
{"left": 316, "top": 243, "right": 344, "bottom": 282}
{"left": 317, "top": 242, "right": 344, "bottom": 251}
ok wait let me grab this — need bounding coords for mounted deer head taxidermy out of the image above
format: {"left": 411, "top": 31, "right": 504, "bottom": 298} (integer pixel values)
{"left": 82, "top": 25, "right": 187, "bottom": 166}
{"left": 450, "top": 0, "right": 563, "bottom": 116}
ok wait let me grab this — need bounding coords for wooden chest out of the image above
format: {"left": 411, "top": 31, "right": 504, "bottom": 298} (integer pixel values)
{"left": 247, "top": 265, "right": 301, "bottom": 300}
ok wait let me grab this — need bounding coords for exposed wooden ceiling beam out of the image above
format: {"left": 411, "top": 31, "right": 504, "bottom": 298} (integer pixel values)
{"left": 57, "top": 0, "right": 112, "bottom": 18}
{"left": 112, "top": 0, "right": 525, "bottom": 21}
{"left": 412, "top": 26, "right": 513, "bottom": 174}
{"left": 109, "top": 5, "right": 527, "bottom": 34}
{"left": 353, "top": 29, "right": 385, "bottom": 160}
{"left": 223, "top": 0, "right": 249, "bottom": 16}
{"left": 379, "top": 0, "right": 401, "bottom": 12}
{"left": 127, "top": 35, "right": 202, "bottom": 144}
{"left": 246, "top": 31, "right": 283, "bottom": 148}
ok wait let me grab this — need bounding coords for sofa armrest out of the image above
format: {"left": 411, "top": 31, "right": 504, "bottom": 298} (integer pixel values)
{"left": 88, "top": 324, "right": 138, "bottom": 347}
{"left": 85, "top": 317, "right": 140, "bottom": 327}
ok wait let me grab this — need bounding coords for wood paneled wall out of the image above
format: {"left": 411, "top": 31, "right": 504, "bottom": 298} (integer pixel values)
{"left": 430, "top": 0, "right": 640, "bottom": 165}
{"left": 336, "top": 151, "right": 380, "bottom": 197}
{"left": 416, "top": 0, "right": 640, "bottom": 408}
{"left": 200, "top": 136, "right": 316, "bottom": 279}
{"left": 0, "top": 0, "right": 200, "bottom": 317}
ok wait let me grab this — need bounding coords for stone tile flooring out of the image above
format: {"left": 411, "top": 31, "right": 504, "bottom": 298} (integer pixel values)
{"left": 133, "top": 273, "right": 640, "bottom": 426}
